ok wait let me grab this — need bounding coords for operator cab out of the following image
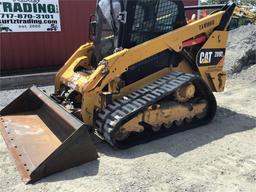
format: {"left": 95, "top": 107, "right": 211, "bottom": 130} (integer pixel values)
{"left": 91, "top": 0, "right": 187, "bottom": 64}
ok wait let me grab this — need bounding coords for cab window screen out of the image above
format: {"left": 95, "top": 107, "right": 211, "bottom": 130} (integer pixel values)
{"left": 129, "top": 0, "right": 180, "bottom": 46}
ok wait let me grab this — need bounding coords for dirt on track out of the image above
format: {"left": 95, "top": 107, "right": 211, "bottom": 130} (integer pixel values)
{"left": 0, "top": 25, "right": 256, "bottom": 192}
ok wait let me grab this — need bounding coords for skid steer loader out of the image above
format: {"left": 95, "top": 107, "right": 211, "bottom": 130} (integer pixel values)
{"left": 0, "top": 0, "right": 236, "bottom": 184}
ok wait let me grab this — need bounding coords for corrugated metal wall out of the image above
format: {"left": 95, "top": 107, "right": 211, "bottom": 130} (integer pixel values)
{"left": 0, "top": 0, "right": 198, "bottom": 72}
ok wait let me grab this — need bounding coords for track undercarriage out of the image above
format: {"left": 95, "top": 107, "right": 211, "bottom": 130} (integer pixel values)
{"left": 95, "top": 72, "right": 217, "bottom": 149}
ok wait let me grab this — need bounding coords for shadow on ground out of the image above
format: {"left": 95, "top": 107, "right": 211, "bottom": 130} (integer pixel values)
{"left": 96, "top": 107, "right": 256, "bottom": 158}
{"left": 38, "top": 160, "right": 100, "bottom": 184}
{"left": 38, "top": 106, "right": 256, "bottom": 183}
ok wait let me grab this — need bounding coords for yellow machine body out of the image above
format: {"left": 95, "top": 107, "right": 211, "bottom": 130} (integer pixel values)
{"left": 56, "top": 10, "right": 228, "bottom": 125}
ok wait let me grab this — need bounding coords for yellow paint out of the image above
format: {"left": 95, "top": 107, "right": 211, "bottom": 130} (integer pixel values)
{"left": 54, "top": 11, "right": 229, "bottom": 125}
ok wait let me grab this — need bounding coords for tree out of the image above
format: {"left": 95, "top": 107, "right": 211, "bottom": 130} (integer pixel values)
{"left": 239, "top": 0, "right": 256, "bottom": 6}
{"left": 200, "top": 0, "right": 256, "bottom": 6}
{"left": 200, "top": 0, "right": 228, "bottom": 5}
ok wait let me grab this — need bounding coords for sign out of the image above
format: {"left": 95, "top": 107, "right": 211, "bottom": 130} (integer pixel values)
{"left": 197, "top": 48, "right": 226, "bottom": 66}
{"left": 0, "top": 0, "right": 61, "bottom": 33}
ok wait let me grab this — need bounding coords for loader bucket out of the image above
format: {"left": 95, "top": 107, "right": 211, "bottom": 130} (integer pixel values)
{"left": 0, "top": 86, "right": 98, "bottom": 184}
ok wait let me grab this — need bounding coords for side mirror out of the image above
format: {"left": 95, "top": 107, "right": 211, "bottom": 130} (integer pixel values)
{"left": 89, "top": 15, "right": 97, "bottom": 40}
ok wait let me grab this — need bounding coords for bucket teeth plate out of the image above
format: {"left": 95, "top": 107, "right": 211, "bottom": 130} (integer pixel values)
{"left": 0, "top": 86, "right": 98, "bottom": 184}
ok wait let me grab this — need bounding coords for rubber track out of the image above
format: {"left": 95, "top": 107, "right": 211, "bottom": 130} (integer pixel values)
{"left": 95, "top": 72, "right": 217, "bottom": 149}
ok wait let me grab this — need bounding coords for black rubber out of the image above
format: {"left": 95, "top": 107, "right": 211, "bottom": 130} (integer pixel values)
{"left": 95, "top": 72, "right": 217, "bottom": 149}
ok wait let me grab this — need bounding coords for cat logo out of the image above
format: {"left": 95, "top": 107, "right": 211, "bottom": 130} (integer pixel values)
{"left": 197, "top": 49, "right": 225, "bottom": 66}
{"left": 199, "top": 51, "right": 213, "bottom": 64}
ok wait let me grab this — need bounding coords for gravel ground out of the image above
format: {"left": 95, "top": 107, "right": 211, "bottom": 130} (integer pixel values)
{"left": 224, "top": 24, "right": 256, "bottom": 77}
{"left": 0, "top": 26, "right": 256, "bottom": 191}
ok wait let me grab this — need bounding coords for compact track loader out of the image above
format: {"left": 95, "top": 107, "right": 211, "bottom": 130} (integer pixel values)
{"left": 0, "top": 0, "right": 236, "bottom": 183}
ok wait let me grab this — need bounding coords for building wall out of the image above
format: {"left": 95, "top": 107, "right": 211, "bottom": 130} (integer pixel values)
{"left": 183, "top": 0, "right": 199, "bottom": 18}
{"left": 0, "top": 0, "right": 198, "bottom": 72}
{"left": 0, "top": 0, "right": 96, "bottom": 72}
